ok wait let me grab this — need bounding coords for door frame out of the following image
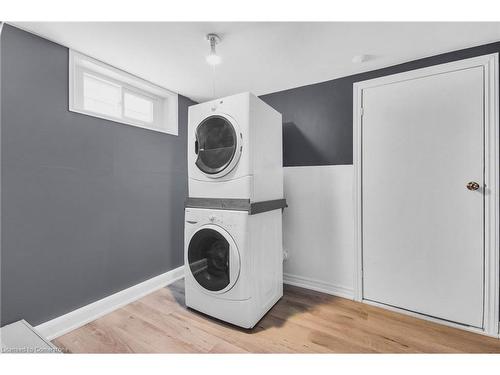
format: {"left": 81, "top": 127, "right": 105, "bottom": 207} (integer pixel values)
{"left": 353, "top": 53, "right": 500, "bottom": 338}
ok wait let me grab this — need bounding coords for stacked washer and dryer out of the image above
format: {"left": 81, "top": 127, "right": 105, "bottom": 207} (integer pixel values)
{"left": 184, "top": 92, "right": 286, "bottom": 328}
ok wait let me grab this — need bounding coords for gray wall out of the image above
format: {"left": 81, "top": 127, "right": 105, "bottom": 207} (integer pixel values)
{"left": 260, "top": 41, "right": 500, "bottom": 167}
{"left": 0, "top": 24, "right": 195, "bottom": 326}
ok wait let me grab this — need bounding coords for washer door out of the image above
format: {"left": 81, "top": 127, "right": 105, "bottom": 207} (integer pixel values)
{"left": 187, "top": 224, "right": 240, "bottom": 293}
{"left": 194, "top": 115, "right": 242, "bottom": 178}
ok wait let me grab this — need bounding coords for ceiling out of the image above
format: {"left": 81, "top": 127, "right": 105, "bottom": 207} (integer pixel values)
{"left": 13, "top": 22, "right": 500, "bottom": 102}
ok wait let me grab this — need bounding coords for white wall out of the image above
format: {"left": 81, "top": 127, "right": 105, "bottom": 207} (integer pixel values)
{"left": 282, "top": 165, "right": 355, "bottom": 299}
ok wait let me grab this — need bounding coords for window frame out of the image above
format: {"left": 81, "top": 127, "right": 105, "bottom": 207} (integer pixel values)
{"left": 69, "top": 50, "right": 178, "bottom": 135}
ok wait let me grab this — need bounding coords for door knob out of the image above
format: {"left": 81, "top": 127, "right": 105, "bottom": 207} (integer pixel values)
{"left": 466, "top": 181, "right": 480, "bottom": 191}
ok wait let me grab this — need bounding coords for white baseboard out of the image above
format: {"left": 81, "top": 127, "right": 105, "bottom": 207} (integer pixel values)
{"left": 35, "top": 265, "right": 185, "bottom": 341}
{"left": 283, "top": 273, "right": 354, "bottom": 300}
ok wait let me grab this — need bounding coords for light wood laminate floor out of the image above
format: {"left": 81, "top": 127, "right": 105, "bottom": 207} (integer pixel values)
{"left": 53, "top": 279, "right": 500, "bottom": 353}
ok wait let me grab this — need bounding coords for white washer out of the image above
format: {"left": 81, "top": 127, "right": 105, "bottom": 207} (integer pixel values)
{"left": 184, "top": 207, "right": 283, "bottom": 328}
{"left": 188, "top": 92, "right": 283, "bottom": 201}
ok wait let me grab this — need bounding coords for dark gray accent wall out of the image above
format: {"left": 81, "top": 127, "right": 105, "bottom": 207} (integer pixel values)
{"left": 260, "top": 41, "right": 500, "bottom": 167}
{"left": 0, "top": 24, "right": 195, "bottom": 326}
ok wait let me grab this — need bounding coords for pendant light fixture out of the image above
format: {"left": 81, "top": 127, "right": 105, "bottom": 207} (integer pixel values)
{"left": 206, "top": 33, "right": 222, "bottom": 66}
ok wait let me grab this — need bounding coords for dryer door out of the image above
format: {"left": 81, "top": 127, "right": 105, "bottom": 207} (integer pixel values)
{"left": 194, "top": 115, "right": 242, "bottom": 178}
{"left": 187, "top": 224, "right": 241, "bottom": 293}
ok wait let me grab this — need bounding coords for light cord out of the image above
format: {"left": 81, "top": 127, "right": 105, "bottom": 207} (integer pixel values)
{"left": 212, "top": 64, "right": 216, "bottom": 99}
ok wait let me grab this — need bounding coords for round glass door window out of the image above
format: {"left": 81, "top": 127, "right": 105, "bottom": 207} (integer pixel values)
{"left": 195, "top": 116, "right": 237, "bottom": 175}
{"left": 188, "top": 228, "right": 234, "bottom": 292}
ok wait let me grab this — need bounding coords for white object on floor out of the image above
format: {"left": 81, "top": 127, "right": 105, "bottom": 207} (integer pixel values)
{"left": 188, "top": 92, "right": 283, "bottom": 201}
{"left": 184, "top": 207, "right": 283, "bottom": 328}
{"left": 1, "top": 320, "right": 59, "bottom": 354}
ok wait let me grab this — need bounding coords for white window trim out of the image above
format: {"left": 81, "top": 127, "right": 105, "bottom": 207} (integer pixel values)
{"left": 69, "top": 50, "right": 178, "bottom": 136}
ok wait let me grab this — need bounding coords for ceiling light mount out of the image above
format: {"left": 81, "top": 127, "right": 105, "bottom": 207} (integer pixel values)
{"left": 206, "top": 33, "right": 222, "bottom": 66}
{"left": 206, "top": 33, "right": 221, "bottom": 45}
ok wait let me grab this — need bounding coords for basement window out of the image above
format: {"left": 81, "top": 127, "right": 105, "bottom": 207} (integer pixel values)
{"left": 69, "top": 50, "right": 178, "bottom": 135}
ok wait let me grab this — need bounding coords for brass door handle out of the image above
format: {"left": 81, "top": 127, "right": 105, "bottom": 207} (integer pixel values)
{"left": 467, "top": 181, "right": 480, "bottom": 191}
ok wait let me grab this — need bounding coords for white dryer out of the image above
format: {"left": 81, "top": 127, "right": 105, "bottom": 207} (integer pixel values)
{"left": 184, "top": 207, "right": 283, "bottom": 328}
{"left": 188, "top": 92, "right": 283, "bottom": 201}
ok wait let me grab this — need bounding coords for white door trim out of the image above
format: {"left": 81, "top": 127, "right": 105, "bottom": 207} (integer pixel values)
{"left": 353, "top": 53, "right": 500, "bottom": 338}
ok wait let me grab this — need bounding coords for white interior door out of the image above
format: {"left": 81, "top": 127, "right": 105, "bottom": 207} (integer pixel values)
{"left": 361, "top": 66, "right": 485, "bottom": 328}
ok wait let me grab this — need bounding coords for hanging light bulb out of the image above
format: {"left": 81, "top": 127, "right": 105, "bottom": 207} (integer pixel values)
{"left": 206, "top": 33, "right": 222, "bottom": 66}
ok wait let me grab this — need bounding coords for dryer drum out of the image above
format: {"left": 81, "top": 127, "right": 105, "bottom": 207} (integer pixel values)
{"left": 195, "top": 116, "right": 237, "bottom": 175}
